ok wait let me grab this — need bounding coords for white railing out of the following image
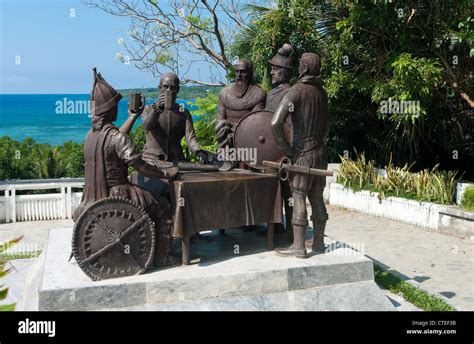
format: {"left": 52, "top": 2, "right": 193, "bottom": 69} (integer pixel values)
{"left": 329, "top": 183, "right": 441, "bottom": 229}
{"left": 0, "top": 178, "right": 84, "bottom": 223}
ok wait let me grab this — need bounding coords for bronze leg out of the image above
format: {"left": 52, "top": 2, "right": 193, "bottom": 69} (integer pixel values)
{"left": 267, "top": 223, "right": 274, "bottom": 250}
{"left": 182, "top": 234, "right": 190, "bottom": 265}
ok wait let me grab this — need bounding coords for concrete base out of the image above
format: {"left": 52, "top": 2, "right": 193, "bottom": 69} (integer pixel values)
{"left": 102, "top": 281, "right": 391, "bottom": 311}
{"left": 36, "top": 228, "right": 395, "bottom": 311}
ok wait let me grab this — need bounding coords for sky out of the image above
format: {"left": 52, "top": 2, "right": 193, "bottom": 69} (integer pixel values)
{"left": 0, "top": 0, "right": 223, "bottom": 94}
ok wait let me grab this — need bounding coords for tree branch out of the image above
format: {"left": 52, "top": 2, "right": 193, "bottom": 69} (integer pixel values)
{"left": 438, "top": 53, "right": 474, "bottom": 108}
{"left": 201, "top": 0, "right": 230, "bottom": 69}
{"left": 84, "top": 0, "right": 239, "bottom": 85}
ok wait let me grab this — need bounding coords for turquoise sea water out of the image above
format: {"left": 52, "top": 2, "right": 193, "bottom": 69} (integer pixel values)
{"left": 0, "top": 94, "right": 196, "bottom": 146}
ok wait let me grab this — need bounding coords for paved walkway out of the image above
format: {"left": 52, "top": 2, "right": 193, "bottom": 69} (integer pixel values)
{"left": 0, "top": 205, "right": 472, "bottom": 310}
{"left": 326, "top": 206, "right": 474, "bottom": 310}
{"left": 0, "top": 219, "right": 72, "bottom": 253}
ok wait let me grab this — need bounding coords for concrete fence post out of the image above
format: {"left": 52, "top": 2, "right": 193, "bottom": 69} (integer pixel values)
{"left": 5, "top": 190, "right": 10, "bottom": 223}
{"left": 11, "top": 189, "right": 16, "bottom": 223}
{"left": 61, "top": 187, "right": 66, "bottom": 219}
{"left": 66, "top": 186, "right": 72, "bottom": 219}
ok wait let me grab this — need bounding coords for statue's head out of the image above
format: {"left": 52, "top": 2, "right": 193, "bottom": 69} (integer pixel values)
{"left": 159, "top": 72, "right": 180, "bottom": 105}
{"left": 90, "top": 68, "right": 122, "bottom": 131}
{"left": 235, "top": 59, "right": 254, "bottom": 83}
{"left": 298, "top": 53, "right": 321, "bottom": 78}
{"left": 234, "top": 59, "right": 253, "bottom": 98}
{"left": 269, "top": 43, "right": 293, "bottom": 87}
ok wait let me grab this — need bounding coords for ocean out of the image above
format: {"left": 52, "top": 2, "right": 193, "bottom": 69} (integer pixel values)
{"left": 0, "top": 94, "right": 196, "bottom": 146}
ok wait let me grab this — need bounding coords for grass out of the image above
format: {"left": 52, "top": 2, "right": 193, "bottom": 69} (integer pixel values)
{"left": 374, "top": 265, "right": 456, "bottom": 311}
{"left": 462, "top": 205, "right": 474, "bottom": 212}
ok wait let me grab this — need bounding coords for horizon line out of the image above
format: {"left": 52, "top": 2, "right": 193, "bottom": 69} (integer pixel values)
{"left": 0, "top": 85, "right": 221, "bottom": 95}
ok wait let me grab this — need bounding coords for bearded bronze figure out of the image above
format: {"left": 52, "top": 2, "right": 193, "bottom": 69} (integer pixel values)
{"left": 215, "top": 59, "right": 266, "bottom": 150}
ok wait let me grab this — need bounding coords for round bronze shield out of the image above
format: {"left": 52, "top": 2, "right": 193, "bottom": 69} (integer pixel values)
{"left": 234, "top": 109, "right": 292, "bottom": 167}
{"left": 72, "top": 197, "right": 155, "bottom": 281}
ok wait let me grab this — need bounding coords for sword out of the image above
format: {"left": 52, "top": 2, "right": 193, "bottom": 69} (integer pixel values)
{"left": 262, "top": 158, "right": 333, "bottom": 181}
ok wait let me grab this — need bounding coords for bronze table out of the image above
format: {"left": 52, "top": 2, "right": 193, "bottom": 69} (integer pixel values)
{"left": 171, "top": 170, "right": 282, "bottom": 265}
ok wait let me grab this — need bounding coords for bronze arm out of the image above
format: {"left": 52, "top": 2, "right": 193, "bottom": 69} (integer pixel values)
{"left": 271, "top": 95, "right": 293, "bottom": 158}
{"left": 119, "top": 111, "right": 140, "bottom": 135}
{"left": 131, "top": 159, "right": 178, "bottom": 180}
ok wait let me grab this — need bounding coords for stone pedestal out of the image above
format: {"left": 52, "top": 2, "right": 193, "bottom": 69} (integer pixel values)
{"left": 35, "top": 228, "right": 395, "bottom": 311}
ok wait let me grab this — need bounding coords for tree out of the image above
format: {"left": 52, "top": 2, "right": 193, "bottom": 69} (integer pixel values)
{"left": 85, "top": 0, "right": 259, "bottom": 85}
{"left": 0, "top": 137, "right": 85, "bottom": 180}
{"left": 231, "top": 0, "right": 474, "bottom": 178}
{"left": 321, "top": 0, "right": 473, "bottom": 173}
{"left": 231, "top": 0, "right": 333, "bottom": 88}
{"left": 187, "top": 93, "right": 218, "bottom": 151}
{"left": 53, "top": 141, "right": 85, "bottom": 178}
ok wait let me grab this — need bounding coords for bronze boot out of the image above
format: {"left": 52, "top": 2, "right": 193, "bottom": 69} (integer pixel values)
{"left": 153, "top": 232, "right": 170, "bottom": 267}
{"left": 312, "top": 220, "right": 327, "bottom": 254}
{"left": 153, "top": 223, "right": 180, "bottom": 267}
{"left": 276, "top": 224, "right": 308, "bottom": 258}
{"left": 277, "top": 212, "right": 294, "bottom": 242}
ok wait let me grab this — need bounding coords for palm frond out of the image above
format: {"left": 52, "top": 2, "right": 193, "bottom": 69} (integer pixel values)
{"left": 240, "top": 4, "right": 275, "bottom": 16}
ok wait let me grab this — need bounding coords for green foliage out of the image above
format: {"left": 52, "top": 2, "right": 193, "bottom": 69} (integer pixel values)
{"left": 119, "top": 87, "right": 159, "bottom": 99}
{"left": 52, "top": 141, "right": 85, "bottom": 178}
{"left": 337, "top": 152, "right": 377, "bottom": 190}
{"left": 337, "top": 152, "right": 459, "bottom": 205}
{"left": 0, "top": 136, "right": 84, "bottom": 180}
{"left": 0, "top": 251, "right": 41, "bottom": 262}
{"left": 0, "top": 94, "right": 220, "bottom": 179}
{"left": 0, "top": 236, "right": 22, "bottom": 312}
{"left": 232, "top": 0, "right": 474, "bottom": 179}
{"left": 130, "top": 125, "right": 146, "bottom": 153}
{"left": 156, "top": 52, "right": 173, "bottom": 66}
{"left": 458, "top": 16, "right": 474, "bottom": 57}
{"left": 186, "top": 15, "right": 213, "bottom": 32}
{"left": 189, "top": 94, "right": 218, "bottom": 151}
{"left": 461, "top": 185, "right": 474, "bottom": 211}
{"left": 177, "top": 86, "right": 221, "bottom": 100}
{"left": 119, "top": 86, "right": 221, "bottom": 101}
{"left": 231, "top": 0, "right": 326, "bottom": 87}
{"left": 374, "top": 265, "right": 455, "bottom": 311}
{"left": 372, "top": 53, "right": 443, "bottom": 122}
{"left": 181, "top": 93, "right": 219, "bottom": 160}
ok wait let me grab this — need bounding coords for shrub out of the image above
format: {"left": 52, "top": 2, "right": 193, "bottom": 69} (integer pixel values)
{"left": 337, "top": 152, "right": 376, "bottom": 190}
{"left": 337, "top": 152, "right": 459, "bottom": 205}
{"left": 461, "top": 185, "right": 474, "bottom": 211}
{"left": 181, "top": 94, "right": 218, "bottom": 161}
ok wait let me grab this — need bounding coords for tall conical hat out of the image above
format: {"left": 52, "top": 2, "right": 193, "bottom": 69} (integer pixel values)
{"left": 90, "top": 67, "right": 122, "bottom": 116}
{"left": 268, "top": 43, "right": 294, "bottom": 69}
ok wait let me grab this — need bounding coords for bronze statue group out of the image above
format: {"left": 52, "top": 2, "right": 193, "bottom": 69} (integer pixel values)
{"left": 74, "top": 43, "right": 329, "bottom": 271}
